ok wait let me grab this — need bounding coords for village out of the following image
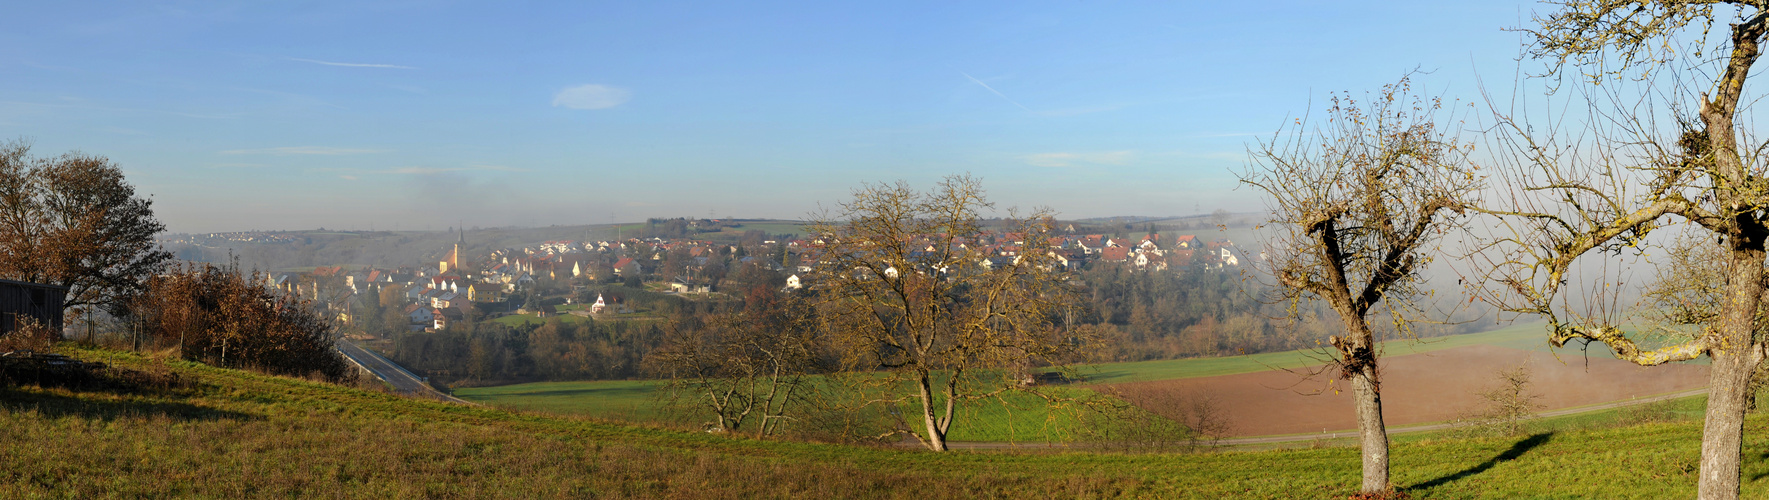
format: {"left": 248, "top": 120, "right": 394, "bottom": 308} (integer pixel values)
{"left": 259, "top": 225, "right": 1250, "bottom": 335}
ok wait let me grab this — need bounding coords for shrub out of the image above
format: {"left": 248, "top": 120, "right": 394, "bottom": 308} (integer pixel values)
{"left": 130, "top": 263, "right": 353, "bottom": 381}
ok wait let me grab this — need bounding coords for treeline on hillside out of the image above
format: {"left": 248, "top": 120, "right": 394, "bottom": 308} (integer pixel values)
{"left": 1078, "top": 265, "right": 1489, "bottom": 362}
{"left": 381, "top": 262, "right": 1494, "bottom": 386}
{"left": 390, "top": 317, "right": 667, "bottom": 383}
{"left": 382, "top": 282, "right": 727, "bottom": 385}
{"left": 1079, "top": 266, "right": 1314, "bottom": 362}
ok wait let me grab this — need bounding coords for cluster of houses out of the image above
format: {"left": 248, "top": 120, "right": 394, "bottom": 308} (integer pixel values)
{"left": 1054, "top": 233, "right": 1247, "bottom": 272}
{"left": 259, "top": 228, "right": 1248, "bottom": 334}
{"left": 790, "top": 231, "right": 1244, "bottom": 273}
{"left": 265, "top": 232, "right": 724, "bottom": 333}
{"left": 772, "top": 231, "right": 1249, "bottom": 292}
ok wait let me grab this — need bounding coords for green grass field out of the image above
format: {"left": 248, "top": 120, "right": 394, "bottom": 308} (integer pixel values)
{"left": 455, "top": 376, "right": 1094, "bottom": 442}
{"left": 10, "top": 343, "right": 1769, "bottom": 498}
{"left": 458, "top": 378, "right": 665, "bottom": 419}
{"left": 458, "top": 322, "right": 1569, "bottom": 428}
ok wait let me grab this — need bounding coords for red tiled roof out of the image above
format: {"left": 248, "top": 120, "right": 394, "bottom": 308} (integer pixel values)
{"left": 1100, "top": 246, "right": 1130, "bottom": 262}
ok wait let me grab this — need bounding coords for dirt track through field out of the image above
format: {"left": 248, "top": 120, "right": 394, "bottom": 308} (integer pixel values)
{"left": 1108, "top": 345, "right": 1709, "bottom": 437}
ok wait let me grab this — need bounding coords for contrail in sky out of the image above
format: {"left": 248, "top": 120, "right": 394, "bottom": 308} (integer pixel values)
{"left": 961, "top": 72, "right": 1031, "bottom": 111}
{"left": 291, "top": 58, "right": 417, "bottom": 69}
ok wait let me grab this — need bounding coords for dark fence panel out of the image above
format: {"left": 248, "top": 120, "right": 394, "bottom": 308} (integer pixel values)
{"left": 0, "top": 279, "right": 67, "bottom": 333}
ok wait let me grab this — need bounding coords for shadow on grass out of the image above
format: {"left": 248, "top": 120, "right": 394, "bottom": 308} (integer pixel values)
{"left": 1749, "top": 452, "right": 1769, "bottom": 481}
{"left": 0, "top": 386, "right": 260, "bottom": 422}
{"left": 1406, "top": 432, "right": 1554, "bottom": 492}
{"left": 1082, "top": 370, "right": 1135, "bottom": 383}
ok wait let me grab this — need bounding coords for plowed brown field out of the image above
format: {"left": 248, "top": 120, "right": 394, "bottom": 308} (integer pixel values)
{"left": 1107, "top": 345, "right": 1709, "bottom": 437}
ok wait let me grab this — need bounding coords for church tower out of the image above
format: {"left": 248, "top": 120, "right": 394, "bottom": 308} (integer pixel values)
{"left": 452, "top": 226, "right": 464, "bottom": 270}
{"left": 440, "top": 226, "right": 464, "bottom": 274}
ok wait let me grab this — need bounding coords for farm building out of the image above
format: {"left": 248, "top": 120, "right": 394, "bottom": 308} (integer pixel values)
{"left": 0, "top": 279, "right": 67, "bottom": 334}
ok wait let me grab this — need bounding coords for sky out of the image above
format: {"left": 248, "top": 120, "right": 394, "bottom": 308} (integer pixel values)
{"left": 1, "top": 1, "right": 1536, "bottom": 233}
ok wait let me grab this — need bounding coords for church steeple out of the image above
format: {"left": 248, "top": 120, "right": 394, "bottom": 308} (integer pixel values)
{"left": 441, "top": 225, "right": 465, "bottom": 275}
{"left": 451, "top": 225, "right": 464, "bottom": 270}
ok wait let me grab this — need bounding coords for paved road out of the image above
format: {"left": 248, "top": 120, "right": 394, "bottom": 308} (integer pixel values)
{"left": 928, "top": 387, "right": 1709, "bottom": 451}
{"left": 336, "top": 338, "right": 472, "bottom": 405}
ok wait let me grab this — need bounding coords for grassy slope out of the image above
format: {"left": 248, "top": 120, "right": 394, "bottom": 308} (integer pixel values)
{"left": 8, "top": 345, "right": 1769, "bottom": 498}
{"left": 460, "top": 379, "right": 663, "bottom": 419}
{"left": 456, "top": 322, "right": 1570, "bottom": 434}
{"left": 456, "top": 378, "right": 1090, "bottom": 443}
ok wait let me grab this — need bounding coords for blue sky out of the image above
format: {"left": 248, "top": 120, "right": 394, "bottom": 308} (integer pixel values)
{"left": 2, "top": 1, "right": 1531, "bottom": 233}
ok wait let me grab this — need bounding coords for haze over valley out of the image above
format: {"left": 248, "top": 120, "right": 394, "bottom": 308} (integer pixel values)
{"left": 7, "top": 1, "right": 1769, "bottom": 498}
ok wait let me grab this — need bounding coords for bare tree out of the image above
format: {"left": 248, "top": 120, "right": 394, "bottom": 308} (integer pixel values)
{"left": 1240, "top": 75, "right": 1479, "bottom": 494}
{"left": 1083, "top": 385, "right": 1234, "bottom": 451}
{"left": 807, "top": 175, "right": 1086, "bottom": 451}
{"left": 649, "top": 287, "right": 824, "bottom": 438}
{"left": 1459, "top": 364, "right": 1544, "bottom": 437}
{"left": 1473, "top": 2, "right": 1769, "bottom": 498}
{"left": 0, "top": 141, "right": 173, "bottom": 314}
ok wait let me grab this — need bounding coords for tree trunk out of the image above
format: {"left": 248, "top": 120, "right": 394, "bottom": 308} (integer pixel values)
{"left": 1331, "top": 310, "right": 1390, "bottom": 494}
{"left": 916, "top": 371, "right": 947, "bottom": 451}
{"left": 1688, "top": 232, "right": 1769, "bottom": 500}
{"left": 1350, "top": 358, "right": 1389, "bottom": 493}
{"left": 1696, "top": 243, "right": 1765, "bottom": 500}
{"left": 1699, "top": 347, "right": 1753, "bottom": 500}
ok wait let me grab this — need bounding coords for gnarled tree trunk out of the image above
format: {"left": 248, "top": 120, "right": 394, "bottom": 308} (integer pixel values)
{"left": 1698, "top": 245, "right": 1767, "bottom": 499}
{"left": 1333, "top": 319, "right": 1388, "bottom": 493}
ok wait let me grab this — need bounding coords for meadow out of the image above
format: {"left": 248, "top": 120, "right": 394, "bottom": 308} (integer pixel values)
{"left": 456, "top": 376, "right": 1096, "bottom": 443}
{"left": 5, "top": 343, "right": 1769, "bottom": 498}
{"left": 457, "top": 321, "right": 1626, "bottom": 442}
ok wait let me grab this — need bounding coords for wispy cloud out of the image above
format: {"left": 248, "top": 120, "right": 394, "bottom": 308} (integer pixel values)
{"left": 1021, "top": 151, "right": 1135, "bottom": 168}
{"left": 219, "top": 146, "right": 390, "bottom": 156}
{"left": 290, "top": 58, "right": 416, "bottom": 69}
{"left": 553, "top": 84, "right": 631, "bottom": 110}
{"left": 208, "top": 162, "right": 267, "bottom": 169}
{"left": 961, "top": 72, "right": 1030, "bottom": 112}
{"left": 340, "top": 175, "right": 359, "bottom": 180}
{"left": 1034, "top": 104, "right": 1122, "bottom": 117}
